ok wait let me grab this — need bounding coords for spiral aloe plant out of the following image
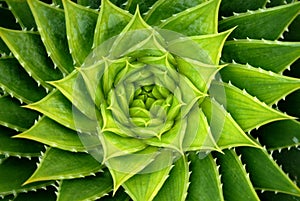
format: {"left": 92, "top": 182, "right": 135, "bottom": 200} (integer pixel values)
{"left": 0, "top": 0, "right": 300, "bottom": 200}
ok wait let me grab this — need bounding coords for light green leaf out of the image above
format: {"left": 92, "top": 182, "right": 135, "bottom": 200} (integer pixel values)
{"left": 99, "top": 131, "right": 147, "bottom": 160}
{"left": 187, "top": 153, "right": 224, "bottom": 201}
{"left": 57, "top": 170, "right": 113, "bottom": 201}
{"left": 257, "top": 120, "right": 300, "bottom": 150}
{"left": 0, "top": 28, "right": 63, "bottom": 89}
{"left": 238, "top": 147, "right": 300, "bottom": 196}
{"left": 63, "top": 0, "right": 98, "bottom": 65}
{"left": 123, "top": 149, "right": 174, "bottom": 201}
{"left": 201, "top": 97, "right": 260, "bottom": 149}
{"left": 24, "top": 90, "right": 99, "bottom": 134}
{"left": 144, "top": 0, "right": 206, "bottom": 26}
{"left": 0, "top": 96, "right": 39, "bottom": 132}
{"left": 49, "top": 70, "right": 99, "bottom": 120}
{"left": 221, "top": 40, "right": 300, "bottom": 73}
{"left": 0, "top": 57, "right": 46, "bottom": 103}
{"left": 220, "top": 63, "right": 300, "bottom": 105}
{"left": 176, "top": 56, "right": 224, "bottom": 93}
{"left": 0, "top": 157, "right": 54, "bottom": 197}
{"left": 106, "top": 147, "right": 158, "bottom": 193}
{"left": 93, "top": 0, "right": 132, "bottom": 48}
{"left": 0, "top": 126, "right": 44, "bottom": 157}
{"left": 153, "top": 155, "right": 189, "bottom": 201}
{"left": 15, "top": 116, "right": 87, "bottom": 152}
{"left": 28, "top": 0, "right": 73, "bottom": 74}
{"left": 210, "top": 81, "right": 293, "bottom": 131}
{"left": 219, "top": 2, "right": 300, "bottom": 40}
{"left": 24, "top": 147, "right": 102, "bottom": 185}
{"left": 215, "top": 149, "right": 260, "bottom": 201}
{"left": 159, "top": 0, "right": 220, "bottom": 36}
{"left": 5, "top": 0, "right": 37, "bottom": 29}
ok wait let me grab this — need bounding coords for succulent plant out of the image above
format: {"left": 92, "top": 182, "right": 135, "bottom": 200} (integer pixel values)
{"left": 0, "top": 0, "right": 300, "bottom": 200}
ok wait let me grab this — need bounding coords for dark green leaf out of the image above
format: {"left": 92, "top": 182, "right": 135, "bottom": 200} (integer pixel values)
{"left": 144, "top": 0, "right": 206, "bottom": 26}
{"left": 0, "top": 126, "right": 44, "bottom": 157}
{"left": 57, "top": 170, "right": 113, "bottom": 201}
{"left": 219, "top": 2, "right": 300, "bottom": 40}
{"left": 28, "top": 0, "right": 74, "bottom": 74}
{"left": 153, "top": 155, "right": 189, "bottom": 201}
{"left": 0, "top": 57, "right": 46, "bottom": 103}
{"left": 221, "top": 40, "right": 300, "bottom": 73}
{"left": 0, "top": 6, "right": 20, "bottom": 29}
{"left": 219, "top": 0, "right": 267, "bottom": 17}
{"left": 0, "top": 157, "right": 54, "bottom": 197}
{"left": 210, "top": 81, "right": 293, "bottom": 131}
{"left": 257, "top": 120, "right": 300, "bottom": 150}
{"left": 0, "top": 96, "right": 39, "bottom": 131}
{"left": 187, "top": 153, "right": 224, "bottom": 201}
{"left": 6, "top": 0, "right": 37, "bottom": 29}
{"left": 0, "top": 28, "right": 63, "bottom": 89}
{"left": 215, "top": 149, "right": 260, "bottom": 201}
{"left": 63, "top": 0, "right": 98, "bottom": 65}
{"left": 238, "top": 147, "right": 300, "bottom": 196}
{"left": 220, "top": 63, "right": 300, "bottom": 105}
{"left": 77, "top": 0, "right": 101, "bottom": 9}
{"left": 159, "top": 0, "right": 220, "bottom": 36}
{"left": 125, "top": 0, "right": 157, "bottom": 14}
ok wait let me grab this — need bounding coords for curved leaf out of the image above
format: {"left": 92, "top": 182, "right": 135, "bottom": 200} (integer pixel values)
{"left": 24, "top": 147, "right": 102, "bottom": 184}
{"left": 28, "top": 0, "right": 73, "bottom": 74}
{"left": 219, "top": 2, "right": 300, "bottom": 40}
{"left": 221, "top": 40, "right": 300, "bottom": 73}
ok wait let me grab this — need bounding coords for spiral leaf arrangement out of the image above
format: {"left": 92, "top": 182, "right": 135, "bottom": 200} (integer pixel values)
{"left": 0, "top": 0, "right": 300, "bottom": 200}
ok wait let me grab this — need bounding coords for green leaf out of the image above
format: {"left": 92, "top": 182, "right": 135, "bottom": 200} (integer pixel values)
{"left": 123, "top": 149, "right": 174, "bottom": 201}
{"left": 0, "top": 28, "right": 63, "bottom": 89}
{"left": 15, "top": 116, "right": 87, "bottom": 153}
{"left": 219, "top": 0, "right": 267, "bottom": 17}
{"left": 99, "top": 131, "right": 147, "bottom": 160}
{"left": 201, "top": 97, "right": 259, "bottom": 149}
{"left": 144, "top": 0, "right": 206, "bottom": 26}
{"left": 57, "top": 170, "right": 113, "bottom": 201}
{"left": 125, "top": 0, "right": 157, "bottom": 14}
{"left": 0, "top": 157, "right": 54, "bottom": 197}
{"left": 221, "top": 40, "right": 300, "bottom": 73}
{"left": 238, "top": 147, "right": 300, "bottom": 196}
{"left": 214, "top": 149, "right": 260, "bottom": 201}
{"left": 77, "top": 0, "right": 101, "bottom": 9}
{"left": 0, "top": 96, "right": 39, "bottom": 131}
{"left": 159, "top": 0, "right": 220, "bottom": 36}
{"left": 24, "top": 147, "right": 102, "bottom": 184}
{"left": 24, "top": 90, "right": 99, "bottom": 133}
{"left": 5, "top": 0, "right": 37, "bottom": 29}
{"left": 100, "top": 187, "right": 130, "bottom": 201}
{"left": 187, "top": 153, "right": 224, "bottom": 201}
{"left": 176, "top": 57, "right": 224, "bottom": 93}
{"left": 0, "top": 57, "right": 46, "bottom": 103}
{"left": 219, "top": 2, "right": 300, "bottom": 40}
{"left": 49, "top": 70, "right": 99, "bottom": 120}
{"left": 106, "top": 147, "right": 158, "bottom": 192}
{"left": 63, "top": 0, "right": 98, "bottom": 65}
{"left": 93, "top": 0, "right": 132, "bottom": 48}
{"left": 259, "top": 191, "right": 300, "bottom": 201}
{"left": 0, "top": 38, "right": 10, "bottom": 54}
{"left": 28, "top": 0, "right": 73, "bottom": 74}
{"left": 153, "top": 155, "right": 189, "bottom": 201}
{"left": 257, "top": 120, "right": 300, "bottom": 150}
{"left": 210, "top": 81, "right": 293, "bottom": 131}
{"left": 0, "top": 126, "right": 44, "bottom": 158}
{"left": 220, "top": 63, "right": 300, "bottom": 105}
